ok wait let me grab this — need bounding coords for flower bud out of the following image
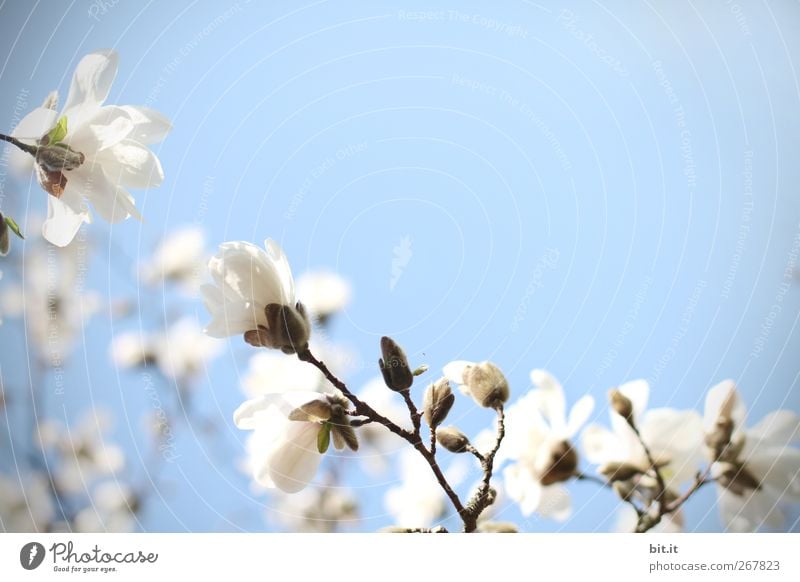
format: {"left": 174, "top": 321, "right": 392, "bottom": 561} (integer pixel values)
{"left": 244, "top": 302, "right": 311, "bottom": 354}
{"left": 423, "top": 378, "right": 454, "bottom": 428}
{"left": 598, "top": 462, "right": 642, "bottom": 482}
{"left": 0, "top": 214, "right": 9, "bottom": 257}
{"left": 35, "top": 144, "right": 85, "bottom": 173}
{"left": 378, "top": 336, "right": 413, "bottom": 392}
{"left": 477, "top": 521, "right": 518, "bottom": 533}
{"left": 704, "top": 417, "right": 734, "bottom": 460}
{"left": 612, "top": 480, "right": 636, "bottom": 502}
{"left": 330, "top": 421, "right": 359, "bottom": 452}
{"left": 288, "top": 398, "right": 333, "bottom": 423}
{"left": 436, "top": 426, "right": 470, "bottom": 453}
{"left": 539, "top": 440, "right": 578, "bottom": 486}
{"left": 608, "top": 388, "right": 634, "bottom": 423}
{"left": 717, "top": 462, "right": 761, "bottom": 496}
{"left": 462, "top": 361, "right": 509, "bottom": 409}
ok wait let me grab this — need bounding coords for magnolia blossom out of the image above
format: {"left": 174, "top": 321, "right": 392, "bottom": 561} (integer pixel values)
{"left": 296, "top": 270, "right": 351, "bottom": 320}
{"left": 0, "top": 472, "right": 54, "bottom": 532}
{"left": 496, "top": 370, "right": 594, "bottom": 520}
{"left": 11, "top": 50, "right": 170, "bottom": 246}
{"left": 271, "top": 487, "right": 358, "bottom": 533}
{"left": 110, "top": 330, "right": 153, "bottom": 368}
{"left": 241, "top": 351, "right": 323, "bottom": 398}
{"left": 703, "top": 380, "right": 800, "bottom": 532}
{"left": 201, "top": 239, "right": 311, "bottom": 354}
{"left": 38, "top": 410, "right": 125, "bottom": 494}
{"left": 74, "top": 481, "right": 138, "bottom": 532}
{"left": 384, "top": 449, "right": 448, "bottom": 528}
{"left": 234, "top": 391, "right": 355, "bottom": 493}
{"left": 581, "top": 380, "right": 704, "bottom": 509}
{"left": 151, "top": 317, "right": 222, "bottom": 382}
{"left": 1, "top": 238, "right": 100, "bottom": 363}
{"left": 140, "top": 225, "right": 206, "bottom": 294}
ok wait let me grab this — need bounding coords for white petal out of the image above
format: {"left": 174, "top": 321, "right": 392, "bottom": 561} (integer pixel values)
{"left": 566, "top": 395, "right": 595, "bottom": 437}
{"left": 97, "top": 139, "right": 164, "bottom": 189}
{"left": 504, "top": 464, "right": 542, "bottom": 516}
{"left": 442, "top": 360, "right": 472, "bottom": 384}
{"left": 618, "top": 379, "right": 650, "bottom": 420}
{"left": 119, "top": 105, "right": 172, "bottom": 144}
{"left": 267, "top": 422, "right": 323, "bottom": 493}
{"left": 264, "top": 239, "right": 296, "bottom": 305}
{"left": 62, "top": 50, "right": 119, "bottom": 114}
{"left": 42, "top": 184, "right": 90, "bottom": 247}
{"left": 748, "top": 411, "right": 800, "bottom": 447}
{"left": 536, "top": 485, "right": 572, "bottom": 521}
{"left": 11, "top": 107, "right": 57, "bottom": 140}
{"left": 66, "top": 106, "right": 134, "bottom": 153}
{"left": 580, "top": 423, "right": 622, "bottom": 465}
{"left": 69, "top": 163, "right": 137, "bottom": 224}
{"left": 745, "top": 447, "right": 800, "bottom": 500}
{"left": 703, "top": 380, "right": 746, "bottom": 432}
{"left": 530, "top": 369, "right": 566, "bottom": 431}
{"left": 208, "top": 241, "right": 286, "bottom": 306}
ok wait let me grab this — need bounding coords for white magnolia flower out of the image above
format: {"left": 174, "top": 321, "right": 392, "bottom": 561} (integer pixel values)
{"left": 0, "top": 472, "right": 54, "bottom": 532}
{"left": 1, "top": 238, "right": 100, "bottom": 363}
{"left": 11, "top": 50, "right": 171, "bottom": 246}
{"left": 234, "top": 391, "right": 354, "bottom": 493}
{"left": 110, "top": 330, "right": 152, "bottom": 368}
{"left": 201, "top": 239, "right": 310, "bottom": 354}
{"left": 296, "top": 270, "right": 351, "bottom": 320}
{"left": 241, "top": 351, "right": 323, "bottom": 398}
{"left": 443, "top": 360, "right": 510, "bottom": 408}
{"left": 38, "top": 409, "right": 125, "bottom": 494}
{"left": 498, "top": 370, "right": 594, "bottom": 520}
{"left": 581, "top": 380, "right": 703, "bottom": 501}
{"left": 140, "top": 225, "right": 206, "bottom": 294}
{"left": 384, "top": 449, "right": 447, "bottom": 528}
{"left": 271, "top": 487, "right": 358, "bottom": 533}
{"left": 151, "top": 317, "right": 222, "bottom": 382}
{"left": 74, "top": 481, "right": 138, "bottom": 532}
{"left": 703, "top": 380, "right": 800, "bottom": 532}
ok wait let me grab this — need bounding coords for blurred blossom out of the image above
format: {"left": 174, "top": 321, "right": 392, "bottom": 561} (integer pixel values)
{"left": 384, "top": 449, "right": 448, "bottom": 528}
{"left": 296, "top": 270, "right": 351, "bottom": 320}
{"left": 443, "top": 360, "right": 509, "bottom": 408}
{"left": 1, "top": 239, "right": 100, "bottom": 364}
{"left": 38, "top": 409, "right": 125, "bottom": 494}
{"left": 110, "top": 330, "right": 153, "bottom": 369}
{"left": 272, "top": 486, "right": 358, "bottom": 533}
{"left": 581, "top": 380, "right": 704, "bottom": 504}
{"left": 0, "top": 472, "right": 54, "bottom": 532}
{"left": 615, "top": 504, "right": 684, "bottom": 533}
{"left": 241, "top": 351, "right": 323, "bottom": 398}
{"left": 356, "top": 377, "right": 410, "bottom": 475}
{"left": 140, "top": 225, "right": 207, "bottom": 294}
{"left": 152, "top": 317, "right": 222, "bottom": 382}
{"left": 703, "top": 381, "right": 800, "bottom": 532}
{"left": 494, "top": 370, "right": 594, "bottom": 521}
{"left": 74, "top": 481, "right": 138, "bottom": 532}
{"left": 11, "top": 50, "right": 170, "bottom": 246}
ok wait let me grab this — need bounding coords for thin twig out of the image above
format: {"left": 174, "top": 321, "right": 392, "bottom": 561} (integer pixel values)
{"left": 461, "top": 405, "right": 506, "bottom": 532}
{"left": 575, "top": 471, "right": 610, "bottom": 488}
{"left": 665, "top": 465, "right": 715, "bottom": 513}
{"left": 0, "top": 132, "right": 37, "bottom": 156}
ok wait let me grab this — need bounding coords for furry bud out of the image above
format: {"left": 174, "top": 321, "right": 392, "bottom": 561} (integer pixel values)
{"left": 423, "top": 379, "right": 454, "bottom": 428}
{"left": 436, "top": 426, "right": 470, "bottom": 453}
{"left": 378, "top": 336, "right": 413, "bottom": 392}
{"left": 539, "top": 440, "right": 578, "bottom": 486}
{"left": 462, "top": 361, "right": 509, "bottom": 408}
{"left": 599, "top": 462, "right": 642, "bottom": 482}
{"left": 609, "top": 389, "right": 634, "bottom": 423}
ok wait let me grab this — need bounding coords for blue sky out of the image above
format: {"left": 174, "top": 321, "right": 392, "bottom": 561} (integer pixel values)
{"left": 1, "top": 0, "right": 799, "bottom": 532}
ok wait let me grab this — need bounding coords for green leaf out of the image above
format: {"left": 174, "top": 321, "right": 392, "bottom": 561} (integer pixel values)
{"left": 317, "top": 422, "right": 331, "bottom": 454}
{"left": 4, "top": 216, "right": 24, "bottom": 240}
{"left": 46, "top": 116, "right": 68, "bottom": 144}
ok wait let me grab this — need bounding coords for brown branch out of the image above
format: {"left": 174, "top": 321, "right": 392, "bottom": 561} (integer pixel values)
{"left": 462, "top": 405, "right": 506, "bottom": 532}
{"left": 299, "top": 349, "right": 468, "bottom": 527}
{"left": 0, "top": 132, "right": 37, "bottom": 156}
{"left": 664, "top": 465, "right": 715, "bottom": 513}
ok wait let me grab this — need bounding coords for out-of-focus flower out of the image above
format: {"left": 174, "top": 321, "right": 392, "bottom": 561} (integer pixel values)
{"left": 38, "top": 409, "right": 125, "bottom": 494}
{"left": 234, "top": 391, "right": 355, "bottom": 493}
{"left": 0, "top": 472, "right": 54, "bottom": 532}
{"left": 384, "top": 449, "right": 447, "bottom": 528}
{"left": 271, "top": 486, "right": 358, "bottom": 533}
{"left": 614, "top": 504, "right": 684, "bottom": 533}
{"left": 355, "top": 377, "right": 410, "bottom": 475}
{"left": 74, "top": 481, "right": 139, "bottom": 532}
{"left": 201, "top": 239, "right": 310, "bottom": 355}
{"left": 110, "top": 330, "right": 153, "bottom": 368}
{"left": 241, "top": 351, "right": 323, "bottom": 398}
{"left": 151, "top": 317, "right": 222, "bottom": 382}
{"left": 443, "top": 360, "right": 509, "bottom": 408}
{"left": 582, "top": 380, "right": 704, "bottom": 507}
{"left": 11, "top": 50, "right": 171, "bottom": 246}
{"left": 703, "top": 380, "right": 800, "bottom": 532}
{"left": 140, "top": 225, "right": 206, "bottom": 294}
{"left": 497, "top": 370, "right": 594, "bottom": 520}
{"left": 1, "top": 238, "right": 100, "bottom": 364}
{"left": 296, "top": 270, "right": 351, "bottom": 321}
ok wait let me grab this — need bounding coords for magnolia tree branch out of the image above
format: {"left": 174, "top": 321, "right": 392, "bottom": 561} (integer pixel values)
{"left": 665, "top": 465, "right": 715, "bottom": 513}
{"left": 0, "top": 132, "right": 37, "bottom": 156}
{"left": 461, "top": 405, "right": 505, "bottom": 532}
{"left": 298, "top": 349, "right": 470, "bottom": 529}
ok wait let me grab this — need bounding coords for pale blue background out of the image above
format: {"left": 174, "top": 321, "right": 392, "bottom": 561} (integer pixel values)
{"left": 1, "top": 0, "right": 799, "bottom": 532}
